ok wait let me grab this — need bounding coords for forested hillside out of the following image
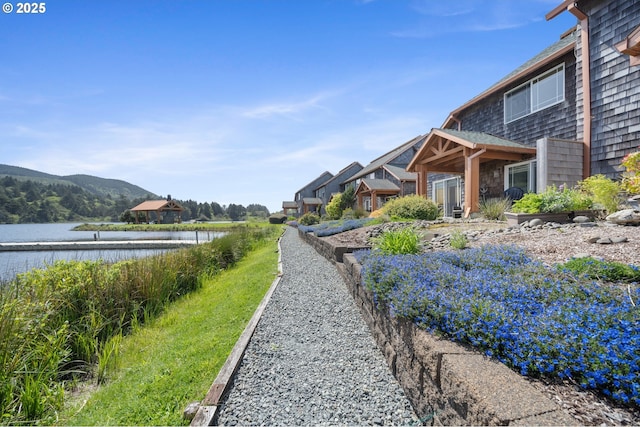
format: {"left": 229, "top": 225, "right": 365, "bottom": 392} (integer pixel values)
{"left": 0, "top": 164, "right": 155, "bottom": 199}
{"left": 0, "top": 176, "right": 146, "bottom": 223}
{"left": 0, "top": 165, "right": 271, "bottom": 223}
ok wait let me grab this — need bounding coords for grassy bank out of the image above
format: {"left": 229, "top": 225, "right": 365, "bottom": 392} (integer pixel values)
{"left": 58, "top": 234, "right": 280, "bottom": 425}
{"left": 72, "top": 221, "right": 267, "bottom": 232}
{"left": 0, "top": 224, "right": 281, "bottom": 425}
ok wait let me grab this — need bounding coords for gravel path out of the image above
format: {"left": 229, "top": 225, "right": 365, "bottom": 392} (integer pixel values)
{"left": 215, "top": 227, "right": 420, "bottom": 426}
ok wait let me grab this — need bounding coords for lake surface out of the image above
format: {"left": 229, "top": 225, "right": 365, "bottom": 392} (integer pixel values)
{"left": 0, "top": 223, "right": 224, "bottom": 282}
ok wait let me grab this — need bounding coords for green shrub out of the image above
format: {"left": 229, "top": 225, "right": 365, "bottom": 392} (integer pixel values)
{"left": 382, "top": 194, "right": 439, "bottom": 220}
{"left": 559, "top": 257, "right": 640, "bottom": 282}
{"left": 449, "top": 230, "right": 468, "bottom": 249}
{"left": 371, "top": 228, "right": 421, "bottom": 255}
{"left": 511, "top": 193, "right": 542, "bottom": 213}
{"left": 479, "top": 197, "right": 511, "bottom": 220}
{"left": 325, "top": 193, "right": 343, "bottom": 220}
{"left": 511, "top": 186, "right": 592, "bottom": 213}
{"left": 298, "top": 212, "right": 320, "bottom": 225}
{"left": 578, "top": 175, "right": 622, "bottom": 214}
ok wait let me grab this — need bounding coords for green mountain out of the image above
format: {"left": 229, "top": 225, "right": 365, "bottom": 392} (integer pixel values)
{"left": 0, "top": 164, "right": 157, "bottom": 199}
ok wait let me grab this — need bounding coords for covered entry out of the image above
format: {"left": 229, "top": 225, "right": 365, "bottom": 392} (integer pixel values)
{"left": 407, "top": 128, "right": 536, "bottom": 215}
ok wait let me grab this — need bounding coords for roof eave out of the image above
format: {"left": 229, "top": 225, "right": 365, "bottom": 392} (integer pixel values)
{"left": 443, "top": 41, "right": 575, "bottom": 127}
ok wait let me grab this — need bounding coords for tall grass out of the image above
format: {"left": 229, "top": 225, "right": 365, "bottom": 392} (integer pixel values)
{"left": 0, "top": 225, "right": 280, "bottom": 425}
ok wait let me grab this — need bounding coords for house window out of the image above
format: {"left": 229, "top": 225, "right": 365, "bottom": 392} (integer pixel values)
{"left": 505, "top": 160, "right": 537, "bottom": 193}
{"left": 504, "top": 64, "right": 564, "bottom": 123}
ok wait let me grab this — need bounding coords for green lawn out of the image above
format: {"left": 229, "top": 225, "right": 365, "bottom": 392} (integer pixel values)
{"left": 59, "top": 237, "right": 280, "bottom": 426}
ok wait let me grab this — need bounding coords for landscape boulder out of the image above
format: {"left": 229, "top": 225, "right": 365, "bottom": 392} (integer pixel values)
{"left": 605, "top": 209, "right": 640, "bottom": 225}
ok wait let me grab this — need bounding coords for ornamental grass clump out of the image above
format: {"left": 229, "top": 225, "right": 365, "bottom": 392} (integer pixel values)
{"left": 371, "top": 227, "right": 421, "bottom": 255}
{"left": 479, "top": 197, "right": 511, "bottom": 220}
{"left": 356, "top": 245, "right": 640, "bottom": 407}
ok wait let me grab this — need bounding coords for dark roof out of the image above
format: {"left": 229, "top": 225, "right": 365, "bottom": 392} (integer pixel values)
{"left": 302, "top": 197, "right": 323, "bottom": 205}
{"left": 314, "top": 161, "right": 364, "bottom": 190}
{"left": 436, "top": 129, "right": 536, "bottom": 151}
{"left": 360, "top": 178, "right": 400, "bottom": 192}
{"left": 383, "top": 164, "right": 417, "bottom": 181}
{"left": 295, "top": 171, "right": 334, "bottom": 194}
{"left": 347, "top": 134, "right": 427, "bottom": 182}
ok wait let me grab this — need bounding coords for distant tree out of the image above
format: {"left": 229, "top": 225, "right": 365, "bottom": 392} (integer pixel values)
{"left": 200, "top": 202, "right": 212, "bottom": 220}
{"left": 246, "top": 204, "right": 270, "bottom": 217}
{"left": 211, "top": 202, "right": 224, "bottom": 217}
{"left": 226, "top": 204, "right": 246, "bottom": 221}
{"left": 120, "top": 210, "right": 136, "bottom": 223}
{"left": 340, "top": 186, "right": 356, "bottom": 211}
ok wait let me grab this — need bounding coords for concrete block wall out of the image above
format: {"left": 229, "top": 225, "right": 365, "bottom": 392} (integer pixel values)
{"left": 299, "top": 229, "right": 577, "bottom": 425}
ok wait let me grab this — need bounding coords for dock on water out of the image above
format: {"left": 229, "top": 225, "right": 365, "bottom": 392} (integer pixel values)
{"left": 0, "top": 240, "right": 199, "bottom": 252}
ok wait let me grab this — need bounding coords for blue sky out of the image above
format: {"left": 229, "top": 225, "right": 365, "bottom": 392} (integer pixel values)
{"left": 0, "top": 0, "right": 576, "bottom": 213}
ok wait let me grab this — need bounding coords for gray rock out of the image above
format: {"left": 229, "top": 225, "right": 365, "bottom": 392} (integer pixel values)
{"left": 597, "top": 237, "right": 613, "bottom": 244}
{"left": 573, "top": 215, "right": 591, "bottom": 223}
{"left": 611, "top": 236, "right": 629, "bottom": 243}
{"left": 584, "top": 236, "right": 600, "bottom": 244}
{"left": 529, "top": 218, "right": 544, "bottom": 227}
{"left": 572, "top": 253, "right": 592, "bottom": 259}
{"left": 606, "top": 209, "right": 640, "bottom": 225}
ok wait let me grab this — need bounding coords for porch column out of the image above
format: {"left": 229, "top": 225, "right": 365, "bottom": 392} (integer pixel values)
{"left": 358, "top": 193, "right": 363, "bottom": 210}
{"left": 464, "top": 148, "right": 481, "bottom": 215}
{"left": 371, "top": 191, "right": 377, "bottom": 211}
{"left": 419, "top": 165, "right": 429, "bottom": 198}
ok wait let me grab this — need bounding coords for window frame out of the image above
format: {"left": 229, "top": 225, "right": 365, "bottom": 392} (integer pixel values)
{"left": 504, "top": 159, "right": 537, "bottom": 193}
{"left": 504, "top": 64, "right": 565, "bottom": 124}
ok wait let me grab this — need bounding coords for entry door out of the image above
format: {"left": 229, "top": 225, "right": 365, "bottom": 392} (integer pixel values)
{"left": 434, "top": 177, "right": 461, "bottom": 217}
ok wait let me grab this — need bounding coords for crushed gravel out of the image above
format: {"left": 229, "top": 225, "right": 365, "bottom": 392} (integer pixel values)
{"left": 215, "top": 227, "right": 420, "bottom": 426}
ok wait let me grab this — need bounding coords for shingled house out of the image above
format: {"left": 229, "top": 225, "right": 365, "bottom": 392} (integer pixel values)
{"left": 408, "top": 0, "right": 639, "bottom": 216}
{"left": 313, "top": 162, "right": 363, "bottom": 215}
{"left": 292, "top": 171, "right": 334, "bottom": 215}
{"left": 344, "top": 135, "right": 427, "bottom": 212}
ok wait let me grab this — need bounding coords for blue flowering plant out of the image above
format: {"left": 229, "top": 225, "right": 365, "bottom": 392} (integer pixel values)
{"left": 355, "top": 245, "right": 640, "bottom": 407}
{"left": 297, "top": 218, "right": 374, "bottom": 237}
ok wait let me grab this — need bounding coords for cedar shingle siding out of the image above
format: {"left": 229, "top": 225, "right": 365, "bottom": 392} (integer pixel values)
{"left": 455, "top": 54, "right": 578, "bottom": 147}
{"left": 586, "top": 0, "right": 640, "bottom": 177}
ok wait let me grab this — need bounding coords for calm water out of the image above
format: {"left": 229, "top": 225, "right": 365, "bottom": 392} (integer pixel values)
{"left": 0, "top": 223, "right": 224, "bottom": 282}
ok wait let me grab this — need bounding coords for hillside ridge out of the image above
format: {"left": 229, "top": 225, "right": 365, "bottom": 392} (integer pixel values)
{"left": 0, "top": 164, "right": 157, "bottom": 199}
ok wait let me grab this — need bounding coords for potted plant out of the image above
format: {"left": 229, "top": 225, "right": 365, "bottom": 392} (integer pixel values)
{"left": 504, "top": 185, "right": 596, "bottom": 226}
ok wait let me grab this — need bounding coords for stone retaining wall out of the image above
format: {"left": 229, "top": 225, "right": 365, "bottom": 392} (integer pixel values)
{"left": 299, "top": 228, "right": 576, "bottom": 425}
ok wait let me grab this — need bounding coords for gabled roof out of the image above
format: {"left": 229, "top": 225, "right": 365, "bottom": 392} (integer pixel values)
{"left": 314, "top": 161, "right": 364, "bottom": 190}
{"left": 358, "top": 178, "right": 400, "bottom": 192}
{"left": 383, "top": 164, "right": 417, "bottom": 181}
{"left": 443, "top": 30, "right": 577, "bottom": 127}
{"left": 131, "top": 199, "right": 183, "bottom": 211}
{"left": 282, "top": 201, "right": 298, "bottom": 209}
{"left": 296, "top": 171, "right": 334, "bottom": 195}
{"left": 347, "top": 134, "right": 426, "bottom": 182}
{"left": 407, "top": 128, "right": 536, "bottom": 172}
{"left": 436, "top": 129, "right": 538, "bottom": 151}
